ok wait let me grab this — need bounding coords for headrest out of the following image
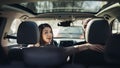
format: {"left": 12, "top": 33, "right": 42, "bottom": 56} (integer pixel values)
{"left": 85, "top": 18, "right": 112, "bottom": 45}
{"left": 17, "top": 21, "right": 39, "bottom": 44}
{"left": 23, "top": 47, "right": 67, "bottom": 67}
{"left": 105, "top": 34, "right": 120, "bottom": 64}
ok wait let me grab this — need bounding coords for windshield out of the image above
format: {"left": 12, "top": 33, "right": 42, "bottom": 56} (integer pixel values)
{"left": 19, "top": 1, "right": 107, "bottom": 13}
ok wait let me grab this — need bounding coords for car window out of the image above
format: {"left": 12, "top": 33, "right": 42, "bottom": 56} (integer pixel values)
{"left": 112, "top": 19, "right": 120, "bottom": 33}
{"left": 8, "top": 19, "right": 22, "bottom": 45}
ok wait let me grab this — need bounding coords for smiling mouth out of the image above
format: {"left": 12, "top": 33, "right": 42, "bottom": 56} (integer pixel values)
{"left": 47, "top": 38, "right": 51, "bottom": 40}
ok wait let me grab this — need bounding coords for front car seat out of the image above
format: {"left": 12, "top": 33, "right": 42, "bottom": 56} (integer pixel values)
{"left": 6, "top": 21, "right": 40, "bottom": 68}
{"left": 74, "top": 18, "right": 112, "bottom": 65}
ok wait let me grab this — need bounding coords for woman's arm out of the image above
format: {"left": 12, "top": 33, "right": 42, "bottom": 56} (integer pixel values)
{"left": 64, "top": 43, "right": 105, "bottom": 55}
{"left": 64, "top": 44, "right": 88, "bottom": 55}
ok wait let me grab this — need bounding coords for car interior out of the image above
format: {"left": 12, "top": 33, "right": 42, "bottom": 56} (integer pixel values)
{"left": 0, "top": 0, "right": 120, "bottom": 68}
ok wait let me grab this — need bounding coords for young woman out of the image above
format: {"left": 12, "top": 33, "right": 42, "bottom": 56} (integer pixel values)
{"left": 38, "top": 23, "right": 57, "bottom": 47}
{"left": 28, "top": 23, "right": 57, "bottom": 47}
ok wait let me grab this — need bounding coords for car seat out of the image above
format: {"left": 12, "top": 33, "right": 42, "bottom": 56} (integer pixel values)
{"left": 74, "top": 18, "right": 112, "bottom": 66}
{"left": 7, "top": 21, "right": 39, "bottom": 68}
{"left": 104, "top": 34, "right": 120, "bottom": 67}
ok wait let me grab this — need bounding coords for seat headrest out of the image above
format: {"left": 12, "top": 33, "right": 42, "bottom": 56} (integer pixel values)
{"left": 85, "top": 18, "right": 112, "bottom": 45}
{"left": 105, "top": 34, "right": 120, "bottom": 64}
{"left": 23, "top": 47, "right": 67, "bottom": 67}
{"left": 17, "top": 21, "right": 39, "bottom": 44}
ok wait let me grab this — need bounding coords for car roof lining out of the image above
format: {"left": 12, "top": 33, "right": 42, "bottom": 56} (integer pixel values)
{"left": 0, "top": 0, "right": 119, "bottom": 4}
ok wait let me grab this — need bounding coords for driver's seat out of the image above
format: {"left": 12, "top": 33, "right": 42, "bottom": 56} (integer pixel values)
{"left": 8, "top": 21, "right": 40, "bottom": 68}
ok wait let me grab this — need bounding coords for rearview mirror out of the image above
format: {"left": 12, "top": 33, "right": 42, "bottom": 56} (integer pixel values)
{"left": 57, "top": 20, "right": 72, "bottom": 27}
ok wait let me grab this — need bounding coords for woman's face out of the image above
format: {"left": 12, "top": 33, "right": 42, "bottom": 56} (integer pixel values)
{"left": 42, "top": 27, "right": 53, "bottom": 45}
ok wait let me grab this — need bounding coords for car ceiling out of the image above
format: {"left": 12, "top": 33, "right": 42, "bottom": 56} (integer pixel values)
{"left": 0, "top": 0, "right": 120, "bottom": 21}
{"left": 0, "top": 0, "right": 119, "bottom": 5}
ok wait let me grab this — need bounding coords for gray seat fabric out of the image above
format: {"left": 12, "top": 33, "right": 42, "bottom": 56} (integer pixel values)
{"left": 74, "top": 18, "right": 112, "bottom": 65}
{"left": 23, "top": 47, "right": 67, "bottom": 68}
{"left": 23, "top": 47, "right": 85, "bottom": 68}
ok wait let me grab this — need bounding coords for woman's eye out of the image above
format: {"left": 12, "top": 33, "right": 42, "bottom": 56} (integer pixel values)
{"left": 45, "top": 32, "right": 48, "bottom": 34}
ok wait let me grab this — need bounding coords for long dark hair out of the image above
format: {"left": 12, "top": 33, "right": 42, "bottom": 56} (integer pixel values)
{"left": 38, "top": 23, "right": 54, "bottom": 46}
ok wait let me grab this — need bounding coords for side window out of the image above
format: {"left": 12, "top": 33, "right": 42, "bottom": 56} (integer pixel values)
{"left": 8, "top": 19, "right": 21, "bottom": 45}
{"left": 112, "top": 19, "right": 120, "bottom": 34}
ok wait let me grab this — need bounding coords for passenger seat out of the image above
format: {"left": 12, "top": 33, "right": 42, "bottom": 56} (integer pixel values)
{"left": 74, "top": 18, "right": 112, "bottom": 66}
